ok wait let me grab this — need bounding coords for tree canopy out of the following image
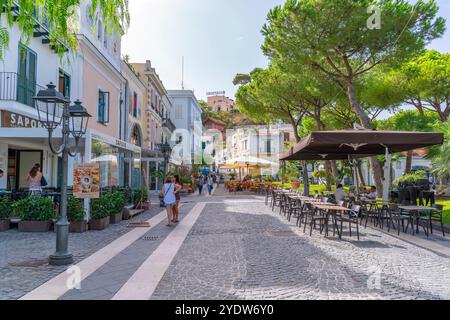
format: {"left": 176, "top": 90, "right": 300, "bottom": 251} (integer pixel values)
{"left": 0, "top": 0, "right": 130, "bottom": 58}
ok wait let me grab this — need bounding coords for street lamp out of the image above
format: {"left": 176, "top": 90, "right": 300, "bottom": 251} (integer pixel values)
{"left": 158, "top": 143, "right": 172, "bottom": 173}
{"left": 34, "top": 83, "right": 91, "bottom": 266}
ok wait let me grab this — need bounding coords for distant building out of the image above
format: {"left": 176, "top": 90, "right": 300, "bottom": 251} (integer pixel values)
{"left": 220, "top": 123, "right": 296, "bottom": 175}
{"left": 207, "top": 92, "right": 235, "bottom": 112}
{"left": 203, "top": 117, "right": 226, "bottom": 138}
{"left": 167, "top": 90, "right": 203, "bottom": 167}
{"left": 132, "top": 60, "right": 174, "bottom": 191}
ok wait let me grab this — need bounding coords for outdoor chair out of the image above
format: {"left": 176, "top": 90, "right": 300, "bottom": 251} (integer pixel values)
{"left": 362, "top": 203, "right": 382, "bottom": 228}
{"left": 271, "top": 189, "right": 283, "bottom": 211}
{"left": 300, "top": 202, "right": 316, "bottom": 231}
{"left": 419, "top": 204, "right": 446, "bottom": 237}
{"left": 336, "top": 205, "right": 361, "bottom": 240}
{"left": 287, "top": 198, "right": 302, "bottom": 222}
{"left": 265, "top": 187, "right": 272, "bottom": 205}
{"left": 386, "top": 204, "right": 413, "bottom": 236}
{"left": 307, "top": 207, "right": 328, "bottom": 236}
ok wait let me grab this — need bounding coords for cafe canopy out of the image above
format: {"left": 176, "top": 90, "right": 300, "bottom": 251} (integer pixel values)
{"left": 279, "top": 129, "right": 444, "bottom": 203}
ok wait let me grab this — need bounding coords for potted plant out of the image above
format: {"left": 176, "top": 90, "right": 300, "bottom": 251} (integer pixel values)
{"left": 133, "top": 186, "right": 150, "bottom": 209}
{"left": 0, "top": 196, "right": 11, "bottom": 232}
{"left": 67, "top": 196, "right": 87, "bottom": 233}
{"left": 290, "top": 180, "right": 300, "bottom": 189}
{"left": 110, "top": 191, "right": 126, "bottom": 224}
{"left": 89, "top": 195, "right": 111, "bottom": 230}
{"left": 14, "top": 196, "right": 54, "bottom": 232}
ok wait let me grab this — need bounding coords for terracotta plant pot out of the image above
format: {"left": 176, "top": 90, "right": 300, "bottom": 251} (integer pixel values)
{"left": 182, "top": 184, "right": 191, "bottom": 192}
{"left": 110, "top": 212, "right": 123, "bottom": 224}
{"left": 0, "top": 219, "right": 10, "bottom": 232}
{"left": 69, "top": 221, "right": 87, "bottom": 233}
{"left": 291, "top": 182, "right": 300, "bottom": 189}
{"left": 18, "top": 221, "right": 51, "bottom": 232}
{"left": 89, "top": 216, "right": 110, "bottom": 231}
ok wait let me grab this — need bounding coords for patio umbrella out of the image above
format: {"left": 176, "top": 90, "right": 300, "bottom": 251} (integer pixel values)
{"left": 220, "top": 156, "right": 278, "bottom": 169}
{"left": 280, "top": 129, "right": 444, "bottom": 204}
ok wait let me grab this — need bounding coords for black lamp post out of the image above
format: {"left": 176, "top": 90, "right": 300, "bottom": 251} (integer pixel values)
{"left": 158, "top": 143, "right": 172, "bottom": 173}
{"left": 34, "top": 83, "right": 91, "bottom": 266}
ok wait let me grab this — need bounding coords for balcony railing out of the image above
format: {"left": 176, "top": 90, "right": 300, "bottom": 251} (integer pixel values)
{"left": 162, "top": 117, "right": 176, "bottom": 132}
{"left": 0, "top": 72, "right": 46, "bottom": 108}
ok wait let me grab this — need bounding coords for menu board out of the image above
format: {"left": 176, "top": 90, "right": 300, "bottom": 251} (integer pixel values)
{"left": 73, "top": 163, "right": 100, "bottom": 198}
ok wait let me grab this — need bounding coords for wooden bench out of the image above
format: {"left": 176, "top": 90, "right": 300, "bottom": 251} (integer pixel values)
{"left": 122, "top": 206, "right": 145, "bottom": 220}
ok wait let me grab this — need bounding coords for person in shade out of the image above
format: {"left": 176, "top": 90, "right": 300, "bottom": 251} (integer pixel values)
{"left": 26, "top": 165, "right": 43, "bottom": 195}
{"left": 334, "top": 184, "right": 346, "bottom": 203}
{"left": 367, "top": 186, "right": 378, "bottom": 199}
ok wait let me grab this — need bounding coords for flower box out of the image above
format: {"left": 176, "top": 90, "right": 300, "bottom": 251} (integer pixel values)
{"left": 18, "top": 221, "right": 52, "bottom": 232}
{"left": 89, "top": 216, "right": 110, "bottom": 231}
{"left": 110, "top": 212, "right": 123, "bottom": 224}
{"left": 0, "top": 219, "right": 10, "bottom": 232}
{"left": 69, "top": 221, "right": 87, "bottom": 233}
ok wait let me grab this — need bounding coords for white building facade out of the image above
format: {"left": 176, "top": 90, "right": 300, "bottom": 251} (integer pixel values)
{"left": 167, "top": 90, "right": 203, "bottom": 167}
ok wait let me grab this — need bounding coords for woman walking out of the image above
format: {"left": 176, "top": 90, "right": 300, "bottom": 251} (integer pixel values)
{"left": 207, "top": 174, "right": 214, "bottom": 195}
{"left": 198, "top": 174, "right": 205, "bottom": 196}
{"left": 172, "top": 175, "right": 182, "bottom": 223}
{"left": 26, "top": 165, "right": 43, "bottom": 195}
{"left": 161, "top": 177, "right": 176, "bottom": 226}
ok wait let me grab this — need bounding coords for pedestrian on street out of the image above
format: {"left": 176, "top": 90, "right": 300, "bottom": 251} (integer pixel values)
{"left": 172, "top": 175, "right": 182, "bottom": 223}
{"left": 207, "top": 175, "right": 214, "bottom": 195}
{"left": 198, "top": 175, "right": 205, "bottom": 195}
{"left": 161, "top": 177, "right": 177, "bottom": 226}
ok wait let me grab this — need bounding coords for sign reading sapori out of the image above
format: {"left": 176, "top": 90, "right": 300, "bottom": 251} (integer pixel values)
{"left": 1, "top": 110, "right": 42, "bottom": 128}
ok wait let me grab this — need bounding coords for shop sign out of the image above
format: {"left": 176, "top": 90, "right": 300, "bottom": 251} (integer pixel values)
{"left": 91, "top": 132, "right": 141, "bottom": 153}
{"left": 1, "top": 111, "right": 42, "bottom": 128}
{"left": 73, "top": 163, "right": 100, "bottom": 199}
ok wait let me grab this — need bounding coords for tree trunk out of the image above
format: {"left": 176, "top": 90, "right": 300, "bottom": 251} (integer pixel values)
{"left": 357, "top": 161, "right": 366, "bottom": 187}
{"left": 347, "top": 81, "right": 384, "bottom": 196}
{"left": 404, "top": 150, "right": 413, "bottom": 174}
{"left": 331, "top": 160, "right": 339, "bottom": 179}
{"left": 324, "top": 160, "right": 332, "bottom": 191}
{"left": 288, "top": 118, "right": 310, "bottom": 196}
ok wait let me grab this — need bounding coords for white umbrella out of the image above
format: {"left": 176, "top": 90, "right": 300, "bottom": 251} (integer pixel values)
{"left": 220, "top": 156, "right": 278, "bottom": 168}
{"left": 90, "top": 154, "right": 118, "bottom": 163}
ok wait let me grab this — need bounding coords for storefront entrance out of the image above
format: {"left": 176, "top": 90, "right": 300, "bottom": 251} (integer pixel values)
{"left": 8, "top": 149, "right": 43, "bottom": 190}
{"left": 142, "top": 158, "right": 165, "bottom": 192}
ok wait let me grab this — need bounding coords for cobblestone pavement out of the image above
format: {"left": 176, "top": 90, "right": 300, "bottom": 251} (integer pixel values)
{"left": 3, "top": 187, "right": 450, "bottom": 300}
{"left": 151, "top": 194, "right": 450, "bottom": 300}
{"left": 0, "top": 196, "right": 169, "bottom": 300}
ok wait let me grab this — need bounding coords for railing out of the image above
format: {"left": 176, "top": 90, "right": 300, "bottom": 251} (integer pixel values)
{"left": 0, "top": 72, "right": 45, "bottom": 108}
{"left": 162, "top": 117, "right": 176, "bottom": 132}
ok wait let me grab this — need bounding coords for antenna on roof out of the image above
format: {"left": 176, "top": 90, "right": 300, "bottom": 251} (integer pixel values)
{"left": 181, "top": 56, "right": 185, "bottom": 90}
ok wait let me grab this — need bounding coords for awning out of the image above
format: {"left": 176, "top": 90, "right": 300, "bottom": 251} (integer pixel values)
{"left": 280, "top": 130, "right": 444, "bottom": 160}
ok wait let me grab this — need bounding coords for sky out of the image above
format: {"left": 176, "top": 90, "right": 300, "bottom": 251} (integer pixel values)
{"left": 122, "top": 0, "right": 450, "bottom": 103}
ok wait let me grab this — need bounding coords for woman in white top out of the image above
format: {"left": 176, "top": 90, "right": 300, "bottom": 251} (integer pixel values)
{"left": 161, "top": 176, "right": 180, "bottom": 226}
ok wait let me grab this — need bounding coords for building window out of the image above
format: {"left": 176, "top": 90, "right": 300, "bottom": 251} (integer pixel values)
{"left": 265, "top": 139, "right": 272, "bottom": 153}
{"left": 58, "top": 69, "right": 71, "bottom": 98}
{"left": 17, "top": 44, "right": 37, "bottom": 108}
{"left": 98, "top": 90, "right": 109, "bottom": 124}
{"left": 132, "top": 92, "right": 138, "bottom": 117}
{"left": 97, "top": 20, "right": 103, "bottom": 41}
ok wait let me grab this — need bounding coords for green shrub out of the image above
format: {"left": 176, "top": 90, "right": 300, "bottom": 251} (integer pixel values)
{"left": 67, "top": 196, "right": 85, "bottom": 222}
{"left": 0, "top": 196, "right": 12, "bottom": 219}
{"left": 133, "top": 186, "right": 148, "bottom": 204}
{"left": 393, "top": 170, "right": 427, "bottom": 185}
{"left": 111, "top": 191, "right": 126, "bottom": 213}
{"left": 90, "top": 195, "right": 111, "bottom": 220}
{"left": 13, "top": 196, "right": 54, "bottom": 221}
